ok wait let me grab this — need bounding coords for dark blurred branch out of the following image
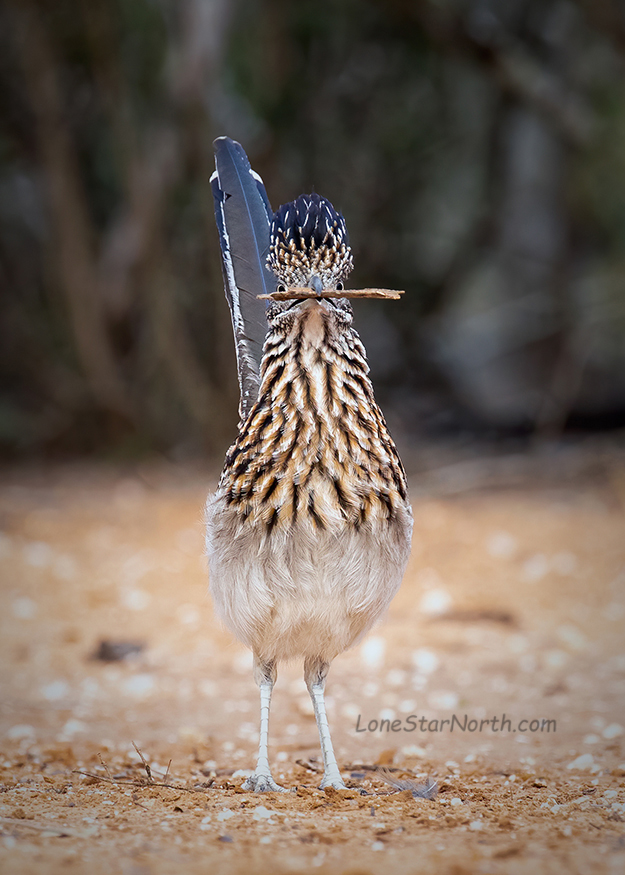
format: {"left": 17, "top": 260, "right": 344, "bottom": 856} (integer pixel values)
{"left": 490, "top": 40, "right": 594, "bottom": 146}
{"left": 138, "top": 0, "right": 233, "bottom": 437}
{"left": 7, "top": 0, "right": 132, "bottom": 417}
{"left": 98, "top": 130, "right": 179, "bottom": 317}
{"left": 10, "top": 0, "right": 233, "bottom": 441}
{"left": 409, "top": 0, "right": 595, "bottom": 146}
{"left": 77, "top": 0, "right": 143, "bottom": 317}
{"left": 89, "top": 0, "right": 232, "bottom": 322}
{"left": 534, "top": 325, "right": 593, "bottom": 436}
{"left": 578, "top": 0, "right": 625, "bottom": 57}
{"left": 148, "top": 245, "right": 218, "bottom": 430}
{"left": 76, "top": 0, "right": 178, "bottom": 319}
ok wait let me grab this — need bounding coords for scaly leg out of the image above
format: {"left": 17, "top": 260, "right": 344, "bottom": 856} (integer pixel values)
{"left": 243, "top": 656, "right": 286, "bottom": 792}
{"left": 304, "top": 657, "right": 346, "bottom": 790}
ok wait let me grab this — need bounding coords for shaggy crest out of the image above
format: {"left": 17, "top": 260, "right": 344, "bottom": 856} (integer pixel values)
{"left": 267, "top": 193, "right": 354, "bottom": 288}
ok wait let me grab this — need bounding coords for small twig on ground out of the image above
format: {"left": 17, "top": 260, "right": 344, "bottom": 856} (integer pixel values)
{"left": 97, "top": 752, "right": 113, "bottom": 781}
{"left": 71, "top": 747, "right": 205, "bottom": 794}
{"left": 344, "top": 763, "right": 402, "bottom": 773}
{"left": 295, "top": 759, "right": 324, "bottom": 773}
{"left": 131, "top": 791, "right": 148, "bottom": 810}
{"left": 163, "top": 759, "right": 172, "bottom": 784}
{"left": 71, "top": 769, "right": 203, "bottom": 794}
{"left": 132, "top": 742, "right": 153, "bottom": 783}
{"left": 0, "top": 816, "right": 95, "bottom": 838}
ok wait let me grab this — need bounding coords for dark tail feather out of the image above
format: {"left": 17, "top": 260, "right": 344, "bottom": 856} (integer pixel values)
{"left": 211, "top": 137, "right": 276, "bottom": 423}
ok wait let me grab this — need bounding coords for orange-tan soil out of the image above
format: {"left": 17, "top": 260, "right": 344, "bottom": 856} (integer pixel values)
{"left": 0, "top": 447, "right": 624, "bottom": 874}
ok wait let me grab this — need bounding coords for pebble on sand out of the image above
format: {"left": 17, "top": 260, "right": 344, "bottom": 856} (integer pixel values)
{"left": 566, "top": 753, "right": 594, "bottom": 770}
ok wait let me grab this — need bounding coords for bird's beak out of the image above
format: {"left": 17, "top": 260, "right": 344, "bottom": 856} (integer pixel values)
{"left": 310, "top": 275, "right": 324, "bottom": 295}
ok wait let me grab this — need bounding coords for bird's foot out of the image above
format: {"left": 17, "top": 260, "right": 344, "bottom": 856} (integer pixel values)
{"left": 319, "top": 774, "right": 348, "bottom": 791}
{"left": 242, "top": 773, "right": 287, "bottom": 793}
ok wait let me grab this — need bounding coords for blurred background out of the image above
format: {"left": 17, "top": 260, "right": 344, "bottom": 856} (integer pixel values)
{"left": 1, "top": 0, "right": 625, "bottom": 461}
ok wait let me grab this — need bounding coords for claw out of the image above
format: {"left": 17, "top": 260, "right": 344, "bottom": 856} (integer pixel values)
{"left": 319, "top": 775, "right": 347, "bottom": 791}
{"left": 242, "top": 773, "right": 288, "bottom": 793}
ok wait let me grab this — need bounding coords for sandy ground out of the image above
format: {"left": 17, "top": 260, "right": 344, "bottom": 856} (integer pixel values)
{"left": 0, "top": 444, "right": 624, "bottom": 874}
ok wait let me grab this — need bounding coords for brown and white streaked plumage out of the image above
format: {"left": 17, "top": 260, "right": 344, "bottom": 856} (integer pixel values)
{"left": 206, "top": 140, "right": 412, "bottom": 792}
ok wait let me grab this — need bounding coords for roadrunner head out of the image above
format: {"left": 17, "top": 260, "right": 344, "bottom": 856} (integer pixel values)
{"left": 267, "top": 194, "right": 354, "bottom": 292}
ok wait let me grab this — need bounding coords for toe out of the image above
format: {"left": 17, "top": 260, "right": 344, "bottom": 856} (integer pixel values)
{"left": 319, "top": 777, "right": 348, "bottom": 791}
{"left": 243, "top": 774, "right": 287, "bottom": 793}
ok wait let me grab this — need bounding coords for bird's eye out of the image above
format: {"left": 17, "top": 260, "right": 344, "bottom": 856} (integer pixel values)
{"left": 277, "top": 283, "right": 286, "bottom": 292}
{"left": 336, "top": 281, "right": 344, "bottom": 291}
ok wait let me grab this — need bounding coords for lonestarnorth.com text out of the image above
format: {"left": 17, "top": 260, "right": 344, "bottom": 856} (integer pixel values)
{"left": 354, "top": 713, "right": 557, "bottom": 734}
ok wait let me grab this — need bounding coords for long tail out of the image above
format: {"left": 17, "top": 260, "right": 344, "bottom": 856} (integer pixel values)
{"left": 210, "top": 137, "right": 276, "bottom": 423}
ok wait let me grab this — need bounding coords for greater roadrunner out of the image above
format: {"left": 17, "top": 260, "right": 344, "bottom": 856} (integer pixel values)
{"left": 206, "top": 137, "right": 412, "bottom": 792}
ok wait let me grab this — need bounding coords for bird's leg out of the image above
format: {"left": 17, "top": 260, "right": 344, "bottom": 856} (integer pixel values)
{"left": 243, "top": 656, "right": 286, "bottom": 793}
{"left": 304, "top": 657, "right": 347, "bottom": 790}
